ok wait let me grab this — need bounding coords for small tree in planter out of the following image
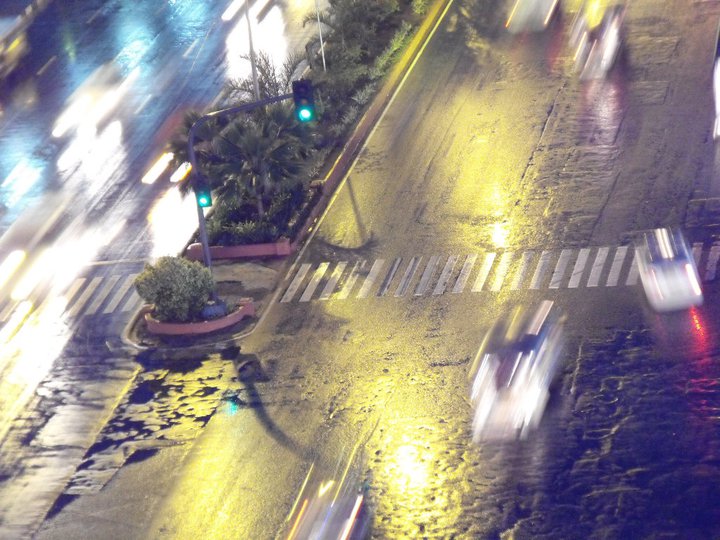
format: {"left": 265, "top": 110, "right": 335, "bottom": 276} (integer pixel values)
{"left": 134, "top": 256, "right": 215, "bottom": 323}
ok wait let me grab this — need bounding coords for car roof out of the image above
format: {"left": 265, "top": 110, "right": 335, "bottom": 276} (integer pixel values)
{"left": 642, "top": 228, "right": 691, "bottom": 263}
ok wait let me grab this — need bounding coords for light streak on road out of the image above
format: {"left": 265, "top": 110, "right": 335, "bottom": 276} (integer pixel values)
{"left": 1, "top": 159, "right": 42, "bottom": 208}
{"left": 0, "top": 250, "right": 26, "bottom": 291}
{"left": 147, "top": 187, "right": 199, "bottom": 260}
{"left": 225, "top": 2, "right": 288, "bottom": 81}
{"left": 10, "top": 248, "right": 52, "bottom": 301}
{"left": 170, "top": 161, "right": 192, "bottom": 183}
{"left": 142, "top": 152, "right": 175, "bottom": 184}
{"left": 0, "top": 300, "right": 32, "bottom": 345}
{"left": 221, "top": 0, "right": 244, "bottom": 21}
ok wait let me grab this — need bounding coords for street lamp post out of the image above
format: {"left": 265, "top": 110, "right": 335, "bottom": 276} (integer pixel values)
{"left": 314, "top": 0, "right": 326, "bottom": 72}
{"left": 245, "top": 0, "right": 260, "bottom": 100}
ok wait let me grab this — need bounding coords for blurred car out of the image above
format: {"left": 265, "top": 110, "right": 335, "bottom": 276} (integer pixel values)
{"left": 286, "top": 472, "right": 370, "bottom": 540}
{"left": 570, "top": 2, "right": 626, "bottom": 80}
{"left": 469, "top": 300, "right": 565, "bottom": 442}
{"left": 635, "top": 228, "right": 703, "bottom": 312}
{"left": 505, "top": 0, "right": 560, "bottom": 34}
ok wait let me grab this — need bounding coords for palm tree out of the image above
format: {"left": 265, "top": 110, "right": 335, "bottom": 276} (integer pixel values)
{"left": 167, "top": 110, "right": 225, "bottom": 195}
{"left": 212, "top": 103, "right": 312, "bottom": 218}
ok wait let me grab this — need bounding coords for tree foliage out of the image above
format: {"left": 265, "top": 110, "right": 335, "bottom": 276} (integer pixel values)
{"left": 134, "top": 256, "right": 214, "bottom": 323}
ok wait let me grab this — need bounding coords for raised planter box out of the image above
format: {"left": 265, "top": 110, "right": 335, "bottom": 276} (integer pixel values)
{"left": 185, "top": 237, "right": 294, "bottom": 261}
{"left": 144, "top": 299, "right": 256, "bottom": 336}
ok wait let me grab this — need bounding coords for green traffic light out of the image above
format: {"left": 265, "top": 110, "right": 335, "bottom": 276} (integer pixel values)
{"left": 197, "top": 193, "right": 212, "bottom": 208}
{"left": 297, "top": 106, "right": 314, "bottom": 122}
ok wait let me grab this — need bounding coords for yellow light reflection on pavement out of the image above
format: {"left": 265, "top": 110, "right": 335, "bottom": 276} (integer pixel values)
{"left": 490, "top": 221, "right": 510, "bottom": 249}
{"left": 0, "top": 300, "right": 32, "bottom": 345}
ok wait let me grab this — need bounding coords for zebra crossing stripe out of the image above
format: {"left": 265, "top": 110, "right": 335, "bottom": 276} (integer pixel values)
{"left": 705, "top": 243, "right": 720, "bottom": 281}
{"left": 606, "top": 246, "right": 628, "bottom": 287}
{"left": 395, "top": 256, "right": 422, "bottom": 297}
{"left": 319, "top": 262, "right": 346, "bottom": 301}
{"left": 434, "top": 255, "right": 458, "bottom": 295}
{"left": 67, "top": 276, "right": 103, "bottom": 318}
{"left": 121, "top": 290, "right": 141, "bottom": 312}
{"left": 452, "top": 254, "right": 477, "bottom": 293}
{"left": 509, "top": 251, "right": 533, "bottom": 290}
{"left": 281, "top": 263, "right": 311, "bottom": 303}
{"left": 357, "top": 259, "right": 385, "bottom": 298}
{"left": 104, "top": 273, "right": 138, "bottom": 314}
{"left": 472, "top": 253, "right": 496, "bottom": 292}
{"left": 85, "top": 274, "right": 121, "bottom": 315}
{"left": 626, "top": 250, "right": 639, "bottom": 286}
{"left": 379, "top": 258, "right": 403, "bottom": 297}
{"left": 337, "top": 260, "right": 364, "bottom": 299}
{"left": 587, "top": 247, "right": 609, "bottom": 287}
{"left": 568, "top": 248, "right": 590, "bottom": 289}
{"left": 490, "top": 252, "right": 514, "bottom": 292}
{"left": 300, "top": 262, "right": 329, "bottom": 302}
{"left": 415, "top": 255, "right": 440, "bottom": 296}
{"left": 529, "top": 250, "right": 552, "bottom": 289}
{"left": 549, "top": 249, "right": 572, "bottom": 289}
{"left": 693, "top": 243, "right": 702, "bottom": 267}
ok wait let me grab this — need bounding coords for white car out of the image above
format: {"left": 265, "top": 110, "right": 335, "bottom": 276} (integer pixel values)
{"left": 505, "top": 0, "right": 560, "bottom": 34}
{"left": 635, "top": 228, "right": 703, "bottom": 312}
{"left": 469, "top": 300, "right": 565, "bottom": 442}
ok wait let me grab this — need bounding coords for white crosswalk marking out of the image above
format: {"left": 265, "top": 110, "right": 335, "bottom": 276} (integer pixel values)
{"left": 587, "top": 247, "right": 609, "bottom": 287}
{"left": 379, "top": 258, "right": 403, "bottom": 297}
{"left": 396, "top": 257, "right": 421, "bottom": 297}
{"left": 472, "top": 252, "right": 496, "bottom": 292}
{"left": 337, "top": 260, "right": 364, "bottom": 299}
{"left": 626, "top": 249, "right": 639, "bottom": 286}
{"left": 300, "top": 262, "right": 329, "bottom": 302}
{"left": 121, "top": 290, "right": 141, "bottom": 313}
{"left": 357, "top": 259, "right": 384, "bottom": 298}
{"left": 277, "top": 242, "right": 720, "bottom": 303}
{"left": 549, "top": 249, "right": 572, "bottom": 289}
{"left": 529, "top": 250, "right": 552, "bottom": 289}
{"left": 606, "top": 246, "right": 628, "bottom": 287}
{"left": 452, "top": 254, "right": 477, "bottom": 293}
{"left": 85, "top": 274, "right": 121, "bottom": 315}
{"left": 319, "top": 262, "right": 346, "bottom": 301}
{"left": 415, "top": 255, "right": 440, "bottom": 296}
{"left": 706, "top": 243, "right": 720, "bottom": 281}
{"left": 67, "top": 276, "right": 103, "bottom": 318}
{"left": 281, "top": 263, "right": 311, "bottom": 303}
{"left": 568, "top": 248, "right": 590, "bottom": 288}
{"left": 693, "top": 243, "right": 702, "bottom": 267}
{"left": 510, "top": 252, "right": 533, "bottom": 290}
{"left": 490, "top": 252, "right": 514, "bottom": 292}
{"left": 104, "top": 273, "right": 138, "bottom": 314}
{"left": 434, "top": 255, "right": 458, "bottom": 295}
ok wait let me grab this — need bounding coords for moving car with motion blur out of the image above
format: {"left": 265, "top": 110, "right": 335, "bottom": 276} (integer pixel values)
{"left": 570, "top": 1, "right": 626, "bottom": 79}
{"left": 285, "top": 465, "right": 370, "bottom": 540}
{"left": 505, "top": 0, "right": 560, "bottom": 34}
{"left": 635, "top": 228, "right": 703, "bottom": 312}
{"left": 469, "top": 300, "right": 565, "bottom": 442}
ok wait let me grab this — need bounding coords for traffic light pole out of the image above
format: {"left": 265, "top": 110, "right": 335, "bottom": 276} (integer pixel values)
{"left": 187, "top": 93, "right": 293, "bottom": 270}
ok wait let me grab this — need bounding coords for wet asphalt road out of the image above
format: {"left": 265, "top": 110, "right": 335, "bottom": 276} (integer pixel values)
{"left": 31, "top": 0, "right": 720, "bottom": 539}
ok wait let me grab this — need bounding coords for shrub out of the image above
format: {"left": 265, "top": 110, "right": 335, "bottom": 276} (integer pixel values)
{"left": 134, "top": 256, "right": 214, "bottom": 323}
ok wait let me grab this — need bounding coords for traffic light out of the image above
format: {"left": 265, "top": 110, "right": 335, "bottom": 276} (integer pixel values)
{"left": 292, "top": 79, "right": 315, "bottom": 122}
{"left": 193, "top": 180, "right": 212, "bottom": 208}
